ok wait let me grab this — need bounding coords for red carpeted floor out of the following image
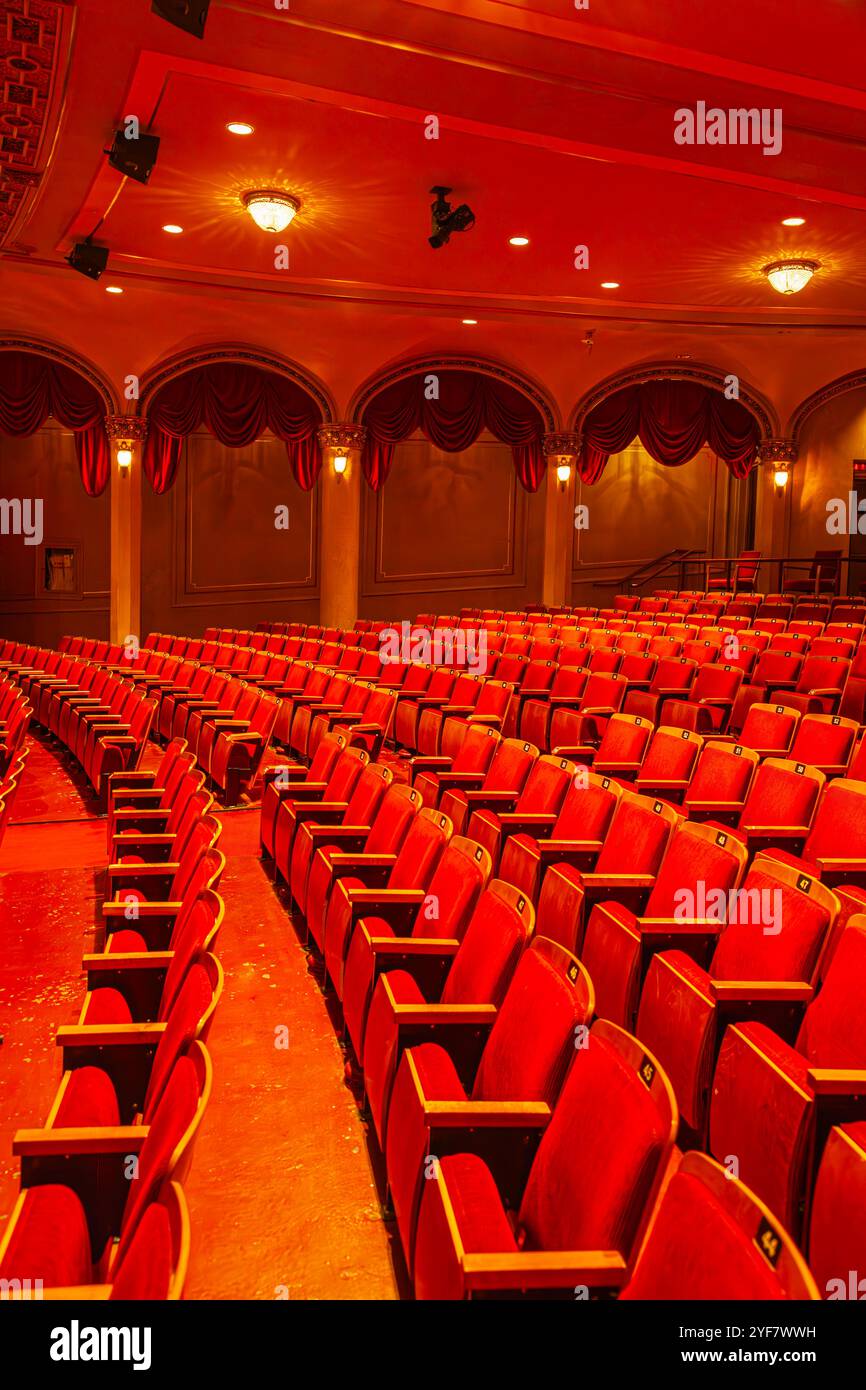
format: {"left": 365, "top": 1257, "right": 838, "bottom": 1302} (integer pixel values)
{"left": 0, "top": 736, "right": 400, "bottom": 1299}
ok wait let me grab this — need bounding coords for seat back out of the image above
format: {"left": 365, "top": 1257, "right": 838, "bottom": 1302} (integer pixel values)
{"left": 595, "top": 790, "right": 679, "bottom": 874}
{"left": 738, "top": 757, "right": 824, "bottom": 833}
{"left": 441, "top": 881, "right": 534, "bottom": 1006}
{"left": 472, "top": 939, "right": 594, "bottom": 1102}
{"left": 684, "top": 741, "right": 758, "bottom": 809}
{"left": 709, "top": 857, "right": 838, "bottom": 982}
{"left": 738, "top": 701, "right": 800, "bottom": 756}
{"left": 795, "top": 915, "right": 866, "bottom": 1066}
{"left": 411, "top": 836, "right": 492, "bottom": 942}
{"left": 517, "top": 1020, "right": 676, "bottom": 1259}
{"left": 144, "top": 956, "right": 223, "bottom": 1116}
{"left": 388, "top": 806, "right": 452, "bottom": 889}
{"left": 110, "top": 1180, "right": 190, "bottom": 1301}
{"left": 480, "top": 737, "right": 537, "bottom": 793}
{"left": 790, "top": 713, "right": 857, "bottom": 773}
{"left": 808, "top": 1122, "right": 866, "bottom": 1300}
{"left": 638, "top": 725, "right": 703, "bottom": 785}
{"left": 621, "top": 1151, "right": 816, "bottom": 1301}
{"left": 645, "top": 820, "right": 747, "bottom": 917}
{"left": 342, "top": 762, "right": 393, "bottom": 826}
{"left": 451, "top": 722, "right": 500, "bottom": 774}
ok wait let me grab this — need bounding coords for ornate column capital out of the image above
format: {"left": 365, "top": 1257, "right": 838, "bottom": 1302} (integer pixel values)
{"left": 543, "top": 431, "right": 582, "bottom": 458}
{"left": 317, "top": 423, "right": 367, "bottom": 452}
{"left": 105, "top": 415, "right": 148, "bottom": 444}
{"left": 756, "top": 437, "right": 797, "bottom": 467}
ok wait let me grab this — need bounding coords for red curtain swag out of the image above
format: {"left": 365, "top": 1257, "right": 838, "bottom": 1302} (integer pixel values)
{"left": 361, "top": 370, "right": 546, "bottom": 491}
{"left": 144, "top": 362, "right": 324, "bottom": 494}
{"left": 0, "top": 351, "right": 110, "bottom": 496}
{"left": 579, "top": 381, "right": 759, "bottom": 484}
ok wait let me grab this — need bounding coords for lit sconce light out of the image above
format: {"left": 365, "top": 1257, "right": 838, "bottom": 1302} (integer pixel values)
{"left": 333, "top": 454, "right": 348, "bottom": 481}
{"left": 556, "top": 461, "right": 572, "bottom": 488}
{"left": 116, "top": 446, "right": 133, "bottom": 470}
{"left": 773, "top": 464, "right": 790, "bottom": 491}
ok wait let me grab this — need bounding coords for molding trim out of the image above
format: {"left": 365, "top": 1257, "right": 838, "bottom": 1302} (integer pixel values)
{"left": 317, "top": 423, "right": 367, "bottom": 451}
{"left": 348, "top": 354, "right": 559, "bottom": 432}
{"left": 0, "top": 336, "right": 121, "bottom": 413}
{"left": 136, "top": 343, "right": 337, "bottom": 421}
{"left": 544, "top": 431, "right": 582, "bottom": 457}
{"left": 756, "top": 437, "right": 798, "bottom": 466}
{"left": 105, "top": 415, "right": 148, "bottom": 443}
{"left": 788, "top": 370, "right": 866, "bottom": 442}
{"left": 569, "top": 359, "right": 779, "bottom": 439}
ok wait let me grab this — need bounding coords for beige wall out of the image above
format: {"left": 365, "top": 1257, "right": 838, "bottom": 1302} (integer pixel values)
{"left": 790, "top": 389, "right": 866, "bottom": 565}
{"left": 570, "top": 444, "right": 750, "bottom": 604}
{"left": 0, "top": 425, "right": 109, "bottom": 644}
{"left": 141, "top": 431, "right": 320, "bottom": 637}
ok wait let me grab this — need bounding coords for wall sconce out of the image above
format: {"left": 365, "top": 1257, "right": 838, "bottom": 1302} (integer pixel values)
{"left": 333, "top": 454, "right": 348, "bottom": 481}
{"left": 116, "top": 446, "right": 133, "bottom": 470}
{"left": 556, "top": 461, "right": 572, "bottom": 489}
{"left": 773, "top": 463, "right": 790, "bottom": 492}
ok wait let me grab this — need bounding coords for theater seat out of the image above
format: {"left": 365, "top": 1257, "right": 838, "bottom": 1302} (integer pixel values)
{"left": 412, "top": 1020, "right": 677, "bottom": 1299}
{"left": 619, "top": 1152, "right": 817, "bottom": 1301}
{"left": 386, "top": 938, "right": 594, "bottom": 1271}
{"left": 709, "top": 914, "right": 866, "bottom": 1235}
{"left": 636, "top": 860, "right": 839, "bottom": 1141}
{"left": 808, "top": 1123, "right": 866, "bottom": 1301}
{"left": 363, "top": 881, "right": 534, "bottom": 1148}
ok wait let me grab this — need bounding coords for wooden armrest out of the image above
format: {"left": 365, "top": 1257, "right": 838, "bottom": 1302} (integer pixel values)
{"left": 13, "top": 1126, "right": 147, "bottom": 1159}
{"left": 462, "top": 1250, "right": 627, "bottom": 1293}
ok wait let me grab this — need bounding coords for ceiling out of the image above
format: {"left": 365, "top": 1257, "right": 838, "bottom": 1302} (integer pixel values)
{"left": 2, "top": 0, "right": 866, "bottom": 420}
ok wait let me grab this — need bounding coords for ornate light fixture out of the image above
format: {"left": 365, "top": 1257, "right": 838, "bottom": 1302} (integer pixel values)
{"left": 763, "top": 259, "right": 820, "bottom": 295}
{"left": 116, "top": 447, "right": 133, "bottom": 470}
{"left": 241, "top": 190, "right": 300, "bottom": 234}
{"left": 556, "top": 462, "right": 572, "bottom": 487}
{"left": 333, "top": 455, "right": 348, "bottom": 479}
{"left": 774, "top": 465, "right": 790, "bottom": 490}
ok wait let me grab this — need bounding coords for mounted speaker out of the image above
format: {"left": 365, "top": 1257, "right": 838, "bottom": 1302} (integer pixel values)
{"left": 67, "top": 241, "right": 109, "bottom": 281}
{"left": 151, "top": 0, "right": 210, "bottom": 38}
{"left": 107, "top": 130, "right": 161, "bottom": 185}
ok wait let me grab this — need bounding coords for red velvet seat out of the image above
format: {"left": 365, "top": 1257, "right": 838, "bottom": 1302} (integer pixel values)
{"left": 636, "top": 860, "right": 839, "bottom": 1141}
{"left": 393, "top": 666, "right": 456, "bottom": 752}
{"left": 660, "top": 662, "right": 743, "bottom": 734}
{"left": 322, "top": 806, "right": 453, "bottom": 997}
{"left": 619, "top": 1152, "right": 817, "bottom": 1301}
{"left": 438, "top": 736, "right": 538, "bottom": 836}
{"left": 634, "top": 725, "right": 703, "bottom": 804}
{"left": 363, "top": 881, "right": 533, "bottom": 1148}
{"left": 209, "top": 691, "right": 278, "bottom": 801}
{"left": 757, "top": 777, "right": 866, "bottom": 891}
{"left": 731, "top": 757, "right": 825, "bottom": 858}
{"left": 342, "top": 835, "right": 492, "bottom": 1066}
{"left": 808, "top": 1122, "right": 866, "bottom": 1301}
{"left": 289, "top": 762, "right": 394, "bottom": 921}
{"left": 771, "top": 653, "right": 851, "bottom": 717}
{"left": 519, "top": 666, "right": 588, "bottom": 751}
{"left": 498, "top": 769, "right": 621, "bottom": 906}
{"left": 411, "top": 722, "right": 500, "bottom": 808}
{"left": 412, "top": 1020, "right": 677, "bottom": 1300}
{"left": 465, "top": 753, "right": 576, "bottom": 872}
{"left": 272, "top": 745, "right": 369, "bottom": 880}
{"left": 623, "top": 656, "right": 696, "bottom": 725}
{"left": 1, "top": 1044, "right": 210, "bottom": 1295}
{"left": 259, "top": 731, "right": 347, "bottom": 860}
{"left": 788, "top": 712, "right": 858, "bottom": 777}
{"left": 709, "top": 914, "right": 866, "bottom": 1236}
{"left": 683, "top": 740, "right": 759, "bottom": 825}
{"left": 386, "top": 938, "right": 594, "bottom": 1271}
{"left": 582, "top": 819, "right": 748, "bottom": 1029}
{"left": 105, "top": 737, "right": 191, "bottom": 850}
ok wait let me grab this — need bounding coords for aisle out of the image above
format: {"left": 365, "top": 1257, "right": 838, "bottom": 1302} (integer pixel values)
{"left": 0, "top": 736, "right": 400, "bottom": 1299}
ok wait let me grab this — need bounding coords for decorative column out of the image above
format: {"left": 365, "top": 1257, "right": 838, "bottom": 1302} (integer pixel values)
{"left": 754, "top": 438, "right": 798, "bottom": 592}
{"left": 317, "top": 424, "right": 366, "bottom": 631}
{"left": 105, "top": 415, "right": 147, "bottom": 646}
{"left": 541, "top": 432, "right": 581, "bottom": 609}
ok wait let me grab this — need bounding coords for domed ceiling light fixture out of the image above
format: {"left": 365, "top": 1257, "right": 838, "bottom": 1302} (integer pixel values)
{"left": 763, "top": 259, "right": 820, "bottom": 295}
{"left": 241, "top": 190, "right": 300, "bottom": 234}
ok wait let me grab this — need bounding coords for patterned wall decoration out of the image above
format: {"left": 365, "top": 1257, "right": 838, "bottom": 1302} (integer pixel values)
{"left": 0, "top": 0, "right": 70, "bottom": 248}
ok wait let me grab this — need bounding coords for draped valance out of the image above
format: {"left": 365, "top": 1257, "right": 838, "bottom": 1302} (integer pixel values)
{"left": 0, "top": 351, "right": 110, "bottom": 496}
{"left": 579, "top": 380, "right": 759, "bottom": 483}
{"left": 143, "top": 362, "right": 324, "bottom": 494}
{"left": 361, "top": 370, "right": 546, "bottom": 491}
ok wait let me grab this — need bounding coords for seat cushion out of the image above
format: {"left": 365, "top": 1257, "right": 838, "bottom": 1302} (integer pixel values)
{"left": 0, "top": 1185, "right": 93, "bottom": 1287}
{"left": 54, "top": 1065, "right": 121, "bottom": 1128}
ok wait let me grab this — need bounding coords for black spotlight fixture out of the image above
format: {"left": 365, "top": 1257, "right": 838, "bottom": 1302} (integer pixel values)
{"left": 151, "top": 0, "right": 210, "bottom": 39}
{"left": 66, "top": 239, "right": 109, "bottom": 281}
{"left": 428, "top": 185, "right": 476, "bottom": 249}
{"left": 106, "top": 128, "right": 161, "bottom": 185}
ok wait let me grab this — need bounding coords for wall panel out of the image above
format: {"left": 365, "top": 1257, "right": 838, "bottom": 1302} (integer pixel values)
{"left": 0, "top": 426, "right": 109, "bottom": 644}
{"left": 141, "top": 431, "right": 320, "bottom": 636}
{"left": 359, "top": 434, "right": 545, "bottom": 617}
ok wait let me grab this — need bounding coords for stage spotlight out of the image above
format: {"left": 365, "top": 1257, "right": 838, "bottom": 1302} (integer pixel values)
{"left": 107, "top": 129, "right": 160, "bottom": 185}
{"left": 151, "top": 0, "right": 210, "bottom": 39}
{"left": 66, "top": 240, "right": 109, "bottom": 281}
{"left": 428, "top": 186, "right": 476, "bottom": 249}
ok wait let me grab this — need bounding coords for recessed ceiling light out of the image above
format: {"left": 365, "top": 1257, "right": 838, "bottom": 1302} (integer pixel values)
{"left": 601, "top": 281, "right": 620, "bottom": 289}
{"left": 462, "top": 318, "right": 478, "bottom": 325}
{"left": 162, "top": 224, "right": 184, "bottom": 235}
{"left": 242, "top": 189, "right": 300, "bottom": 233}
{"left": 226, "top": 122, "right": 254, "bottom": 136}
{"left": 105, "top": 285, "right": 123, "bottom": 294}
{"left": 781, "top": 216, "right": 806, "bottom": 226}
{"left": 509, "top": 236, "right": 529, "bottom": 247}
